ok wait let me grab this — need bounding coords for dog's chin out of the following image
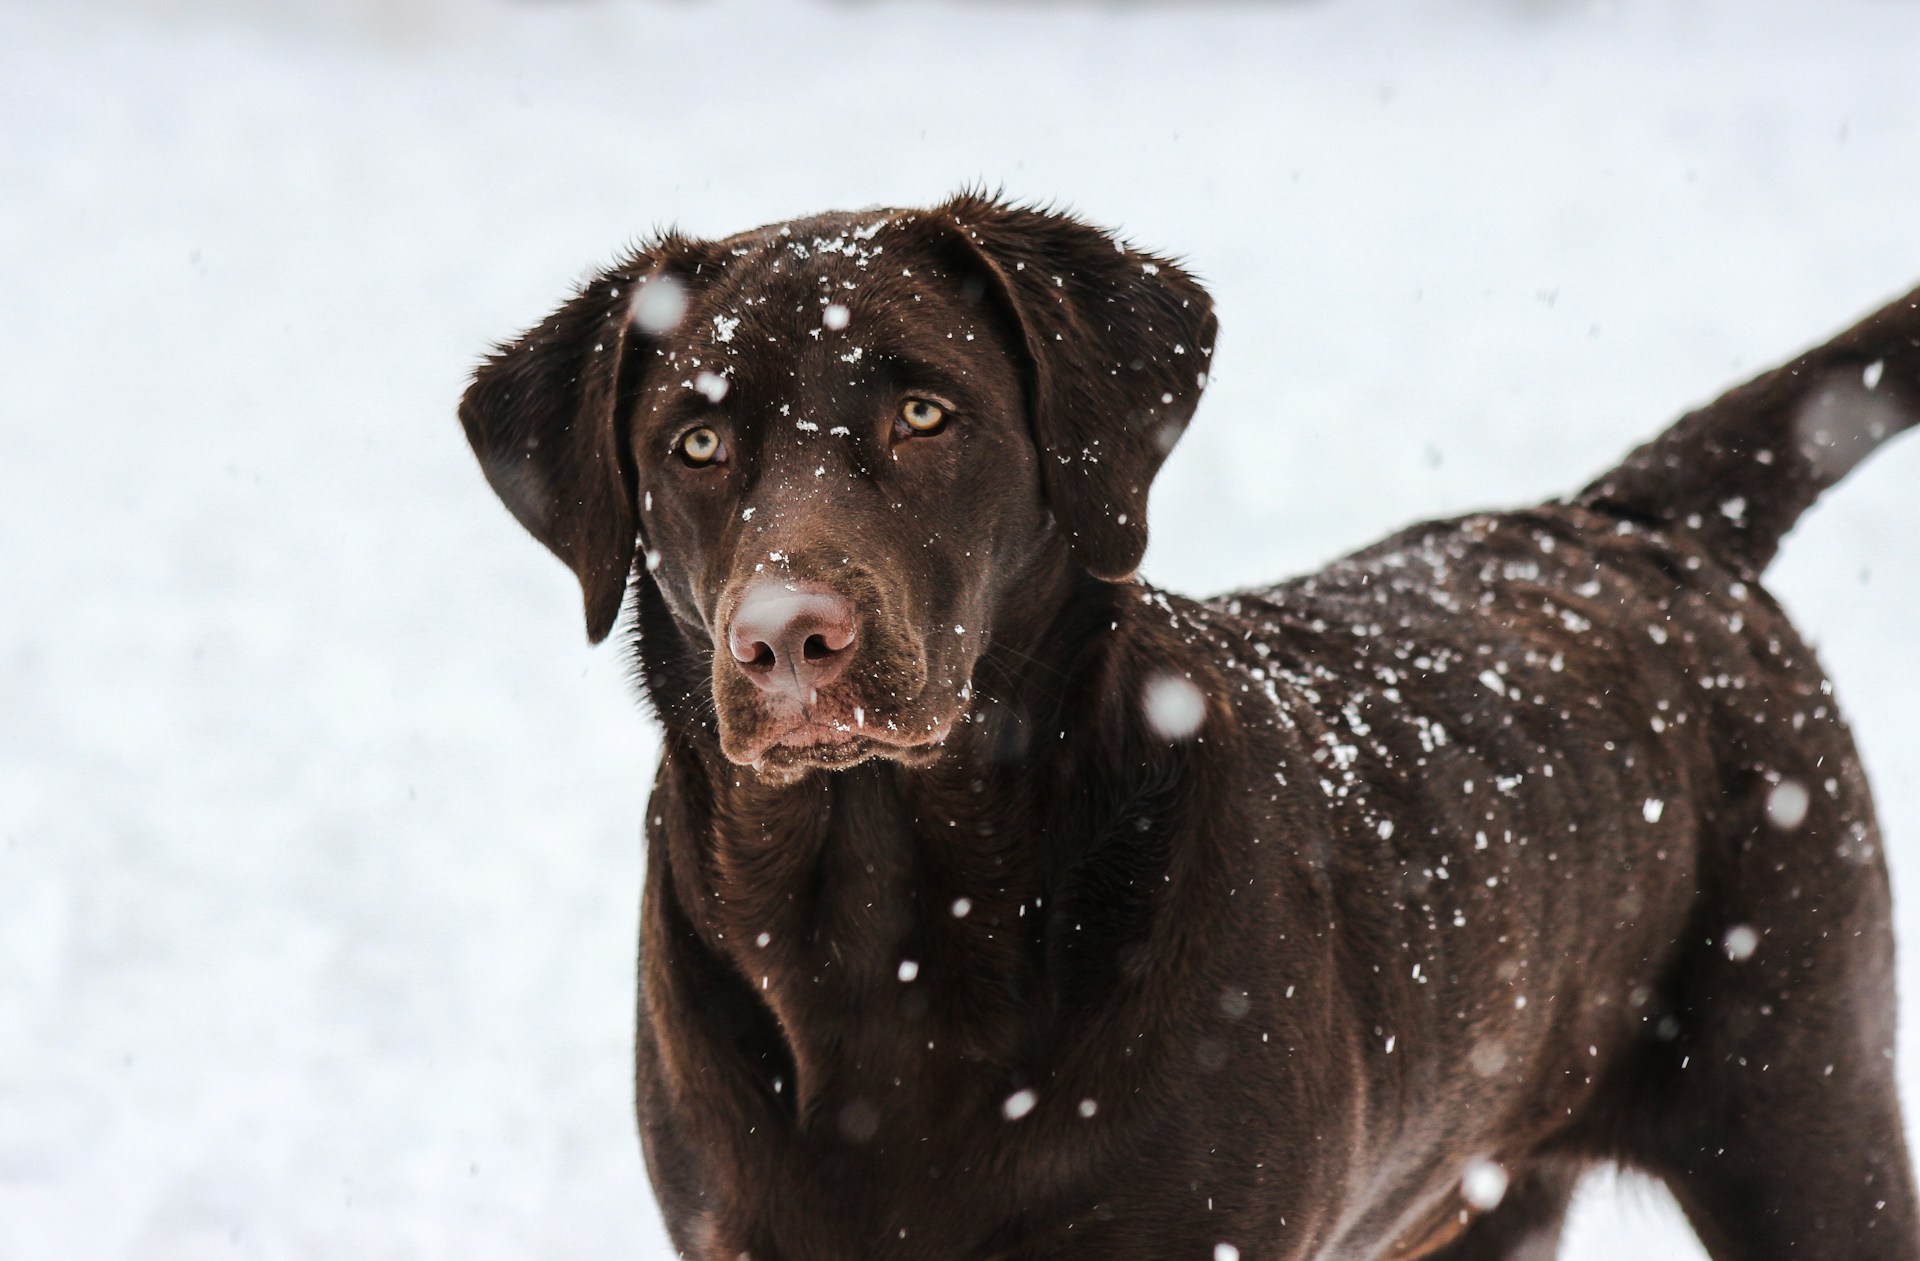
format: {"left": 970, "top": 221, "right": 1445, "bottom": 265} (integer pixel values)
{"left": 723, "top": 712, "right": 957, "bottom": 779}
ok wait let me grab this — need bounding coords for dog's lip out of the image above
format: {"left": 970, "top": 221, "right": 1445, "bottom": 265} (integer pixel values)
{"left": 742, "top": 725, "right": 876, "bottom": 774}
{"left": 735, "top": 714, "right": 958, "bottom": 771}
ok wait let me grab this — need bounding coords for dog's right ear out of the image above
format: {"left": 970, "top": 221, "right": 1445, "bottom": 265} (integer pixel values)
{"left": 459, "top": 241, "right": 709, "bottom": 643}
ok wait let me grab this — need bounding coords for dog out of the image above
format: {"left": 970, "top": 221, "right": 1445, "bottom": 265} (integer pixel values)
{"left": 460, "top": 193, "right": 1919, "bottom": 1260}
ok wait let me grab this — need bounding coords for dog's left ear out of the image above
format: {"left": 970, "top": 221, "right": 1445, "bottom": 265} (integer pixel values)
{"left": 459, "top": 241, "right": 711, "bottom": 643}
{"left": 940, "top": 195, "right": 1218, "bottom": 580}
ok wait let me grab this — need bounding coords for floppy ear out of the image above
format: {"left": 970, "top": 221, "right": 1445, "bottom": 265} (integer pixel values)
{"left": 459, "top": 245, "right": 700, "bottom": 643}
{"left": 940, "top": 194, "right": 1218, "bottom": 580}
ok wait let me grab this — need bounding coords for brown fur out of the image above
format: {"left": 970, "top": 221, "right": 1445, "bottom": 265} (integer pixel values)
{"left": 461, "top": 194, "right": 1920, "bottom": 1260}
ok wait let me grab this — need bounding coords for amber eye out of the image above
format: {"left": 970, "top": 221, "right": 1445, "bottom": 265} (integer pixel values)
{"left": 678, "top": 426, "right": 723, "bottom": 465}
{"left": 900, "top": 399, "right": 946, "bottom": 434}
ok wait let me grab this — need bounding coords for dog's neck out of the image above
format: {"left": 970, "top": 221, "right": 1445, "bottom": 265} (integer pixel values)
{"left": 640, "top": 564, "right": 1143, "bottom": 1113}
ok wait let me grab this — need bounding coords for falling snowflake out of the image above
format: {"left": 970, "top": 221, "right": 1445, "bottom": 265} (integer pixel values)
{"left": 631, "top": 274, "right": 687, "bottom": 333}
{"left": 1767, "top": 779, "right": 1810, "bottom": 831}
{"left": 1461, "top": 1158, "right": 1509, "bottom": 1210}
{"left": 1795, "top": 375, "right": 1906, "bottom": 481}
{"left": 1143, "top": 674, "right": 1206, "bottom": 740}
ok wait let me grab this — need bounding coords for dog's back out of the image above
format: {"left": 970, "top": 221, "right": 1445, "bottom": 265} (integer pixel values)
{"left": 1180, "top": 504, "right": 1889, "bottom": 1254}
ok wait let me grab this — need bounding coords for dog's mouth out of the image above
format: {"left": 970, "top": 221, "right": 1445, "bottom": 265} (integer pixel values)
{"left": 735, "top": 707, "right": 959, "bottom": 776}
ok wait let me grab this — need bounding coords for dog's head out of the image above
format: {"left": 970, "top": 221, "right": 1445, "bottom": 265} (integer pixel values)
{"left": 461, "top": 194, "right": 1215, "bottom": 775}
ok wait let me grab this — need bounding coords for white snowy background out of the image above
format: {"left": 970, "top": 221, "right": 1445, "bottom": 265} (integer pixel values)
{"left": 5, "top": 0, "right": 1920, "bottom": 1256}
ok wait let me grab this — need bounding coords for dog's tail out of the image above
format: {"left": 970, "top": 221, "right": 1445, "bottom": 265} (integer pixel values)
{"left": 1577, "top": 283, "right": 1920, "bottom": 577}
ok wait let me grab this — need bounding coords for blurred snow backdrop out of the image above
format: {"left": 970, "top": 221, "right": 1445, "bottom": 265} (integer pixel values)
{"left": 5, "top": 0, "right": 1920, "bottom": 1255}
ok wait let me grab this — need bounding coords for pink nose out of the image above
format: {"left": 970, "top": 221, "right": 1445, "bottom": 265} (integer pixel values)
{"left": 726, "top": 580, "right": 858, "bottom": 702}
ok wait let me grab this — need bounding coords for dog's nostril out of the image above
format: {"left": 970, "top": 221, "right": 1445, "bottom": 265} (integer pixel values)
{"left": 727, "top": 580, "right": 858, "bottom": 694}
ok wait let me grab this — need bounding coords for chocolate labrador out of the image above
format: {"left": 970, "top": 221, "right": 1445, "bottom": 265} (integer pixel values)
{"left": 459, "top": 193, "right": 1920, "bottom": 1260}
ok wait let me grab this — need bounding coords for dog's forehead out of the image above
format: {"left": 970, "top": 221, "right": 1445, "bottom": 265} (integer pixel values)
{"left": 673, "top": 211, "right": 987, "bottom": 361}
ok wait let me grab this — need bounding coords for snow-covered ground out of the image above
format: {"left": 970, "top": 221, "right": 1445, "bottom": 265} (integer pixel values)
{"left": 5, "top": 0, "right": 1920, "bottom": 1256}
